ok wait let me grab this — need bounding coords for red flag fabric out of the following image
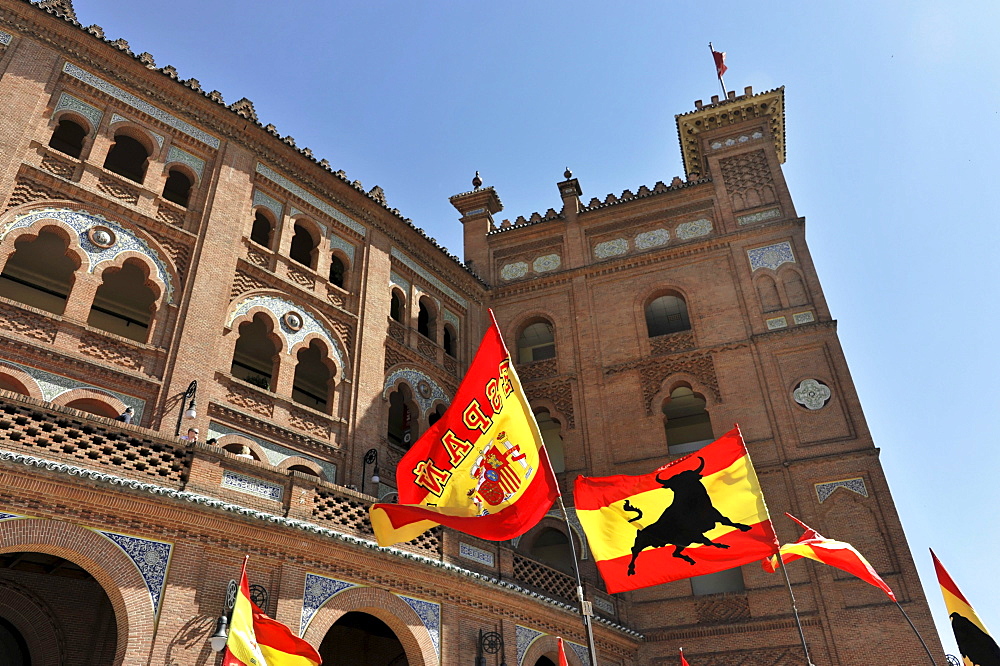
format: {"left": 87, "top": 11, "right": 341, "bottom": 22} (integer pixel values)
{"left": 223, "top": 556, "right": 321, "bottom": 666}
{"left": 680, "top": 647, "right": 691, "bottom": 666}
{"left": 370, "top": 309, "right": 559, "bottom": 546}
{"left": 575, "top": 428, "right": 778, "bottom": 593}
{"left": 761, "top": 513, "right": 895, "bottom": 601}
{"left": 712, "top": 49, "right": 727, "bottom": 78}
{"left": 558, "top": 637, "right": 569, "bottom": 666}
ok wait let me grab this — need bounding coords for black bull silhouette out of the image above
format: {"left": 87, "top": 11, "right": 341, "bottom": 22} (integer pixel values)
{"left": 623, "top": 457, "right": 752, "bottom": 576}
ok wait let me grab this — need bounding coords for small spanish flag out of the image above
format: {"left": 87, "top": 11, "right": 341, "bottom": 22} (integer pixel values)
{"left": 223, "top": 556, "right": 322, "bottom": 666}
{"left": 574, "top": 428, "right": 777, "bottom": 593}
{"left": 557, "top": 637, "right": 569, "bottom": 666}
{"left": 762, "top": 513, "right": 895, "bottom": 601}
{"left": 932, "top": 550, "right": 1000, "bottom": 666}
{"left": 680, "top": 647, "right": 691, "bottom": 665}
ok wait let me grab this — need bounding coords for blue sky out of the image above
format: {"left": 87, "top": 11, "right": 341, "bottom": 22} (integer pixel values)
{"left": 69, "top": 0, "right": 999, "bottom": 657}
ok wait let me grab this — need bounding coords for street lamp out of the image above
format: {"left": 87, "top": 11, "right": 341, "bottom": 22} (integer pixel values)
{"left": 175, "top": 380, "right": 198, "bottom": 436}
{"left": 476, "top": 628, "right": 506, "bottom": 666}
{"left": 208, "top": 578, "right": 237, "bottom": 652}
{"left": 362, "top": 448, "right": 379, "bottom": 494}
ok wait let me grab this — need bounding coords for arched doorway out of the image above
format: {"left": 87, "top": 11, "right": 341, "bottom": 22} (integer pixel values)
{"left": 0, "top": 552, "right": 117, "bottom": 664}
{"left": 534, "top": 658, "right": 557, "bottom": 666}
{"left": 319, "top": 611, "right": 407, "bottom": 665}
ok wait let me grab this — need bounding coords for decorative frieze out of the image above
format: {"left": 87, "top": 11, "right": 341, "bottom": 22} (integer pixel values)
{"left": 96, "top": 530, "right": 172, "bottom": 619}
{"left": 500, "top": 261, "right": 529, "bottom": 281}
{"left": 766, "top": 316, "right": 787, "bottom": 330}
{"left": 221, "top": 470, "right": 283, "bottom": 501}
{"left": 391, "top": 247, "right": 468, "bottom": 308}
{"left": 0, "top": 358, "right": 145, "bottom": 418}
{"left": 748, "top": 241, "right": 795, "bottom": 272}
{"left": 459, "top": 542, "right": 495, "bottom": 567}
{"left": 676, "top": 218, "right": 713, "bottom": 240}
{"left": 634, "top": 228, "right": 670, "bottom": 250}
{"left": 301, "top": 573, "right": 356, "bottom": 636}
{"left": 815, "top": 477, "right": 868, "bottom": 503}
{"left": 737, "top": 207, "right": 782, "bottom": 226}
{"left": 594, "top": 238, "right": 628, "bottom": 259}
{"left": 256, "top": 163, "right": 366, "bottom": 237}
{"left": 383, "top": 367, "right": 449, "bottom": 415}
{"left": 710, "top": 130, "right": 764, "bottom": 150}
{"left": 792, "top": 311, "right": 815, "bottom": 325}
{"left": 52, "top": 92, "right": 103, "bottom": 131}
{"left": 166, "top": 145, "right": 205, "bottom": 178}
{"left": 532, "top": 254, "right": 561, "bottom": 273}
{"left": 793, "top": 378, "right": 831, "bottom": 410}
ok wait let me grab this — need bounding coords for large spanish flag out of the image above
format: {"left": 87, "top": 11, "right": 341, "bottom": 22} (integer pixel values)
{"left": 370, "top": 310, "right": 559, "bottom": 547}
{"left": 223, "top": 557, "right": 322, "bottom": 666}
{"left": 762, "top": 513, "right": 895, "bottom": 601}
{"left": 574, "top": 428, "right": 777, "bottom": 593}
{"left": 932, "top": 549, "right": 1000, "bottom": 666}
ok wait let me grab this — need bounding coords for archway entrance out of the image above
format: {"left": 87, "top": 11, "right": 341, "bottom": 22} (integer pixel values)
{"left": 319, "top": 611, "right": 408, "bottom": 665}
{"left": 535, "top": 658, "right": 557, "bottom": 666}
{"left": 0, "top": 552, "right": 117, "bottom": 664}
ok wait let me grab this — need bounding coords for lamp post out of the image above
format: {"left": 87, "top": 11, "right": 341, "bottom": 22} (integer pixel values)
{"left": 362, "top": 448, "right": 379, "bottom": 495}
{"left": 208, "top": 578, "right": 238, "bottom": 653}
{"left": 174, "top": 380, "right": 198, "bottom": 437}
{"left": 476, "top": 628, "right": 506, "bottom": 666}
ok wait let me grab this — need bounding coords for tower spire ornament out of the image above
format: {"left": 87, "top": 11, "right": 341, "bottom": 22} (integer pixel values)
{"left": 472, "top": 171, "right": 483, "bottom": 189}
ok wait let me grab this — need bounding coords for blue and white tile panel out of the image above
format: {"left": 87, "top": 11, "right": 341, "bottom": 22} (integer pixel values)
{"left": 500, "top": 261, "right": 529, "bottom": 281}
{"left": 516, "top": 625, "right": 545, "bottom": 666}
{"left": 53, "top": 92, "right": 104, "bottom": 132}
{"left": 748, "top": 241, "right": 795, "bottom": 272}
{"left": 328, "top": 233, "right": 356, "bottom": 263}
{"left": 0, "top": 511, "right": 24, "bottom": 521}
{"left": 3, "top": 208, "right": 174, "bottom": 303}
{"left": 252, "top": 189, "right": 284, "bottom": 222}
{"left": 0, "top": 30, "right": 12, "bottom": 46}
{"left": 634, "top": 228, "right": 670, "bottom": 250}
{"left": 96, "top": 530, "right": 172, "bottom": 620}
{"left": 443, "top": 308, "right": 460, "bottom": 333}
{"left": 793, "top": 311, "right": 815, "bottom": 325}
{"left": 593, "top": 238, "right": 628, "bottom": 259}
{"left": 221, "top": 470, "right": 283, "bottom": 501}
{"left": 766, "top": 317, "right": 787, "bottom": 330}
{"left": 399, "top": 595, "right": 441, "bottom": 662}
{"left": 63, "top": 62, "right": 220, "bottom": 148}
{"left": 166, "top": 145, "right": 205, "bottom": 179}
{"left": 815, "top": 477, "right": 868, "bottom": 504}
{"left": 255, "top": 163, "right": 366, "bottom": 237}
{"left": 207, "top": 422, "right": 337, "bottom": 481}
{"left": 532, "top": 254, "right": 561, "bottom": 273}
{"left": 0, "top": 359, "right": 145, "bottom": 419}
{"left": 737, "top": 207, "right": 782, "bottom": 226}
{"left": 300, "top": 573, "right": 357, "bottom": 636}
{"left": 382, "top": 368, "right": 450, "bottom": 416}
{"left": 710, "top": 130, "right": 764, "bottom": 150}
{"left": 391, "top": 247, "right": 468, "bottom": 309}
{"left": 389, "top": 271, "right": 411, "bottom": 294}
{"left": 459, "top": 542, "right": 495, "bottom": 567}
{"left": 676, "top": 218, "right": 713, "bottom": 240}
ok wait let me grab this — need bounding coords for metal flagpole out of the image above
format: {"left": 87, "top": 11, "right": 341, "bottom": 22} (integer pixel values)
{"left": 894, "top": 600, "right": 939, "bottom": 665}
{"left": 777, "top": 552, "right": 814, "bottom": 665}
{"left": 708, "top": 42, "right": 727, "bottom": 99}
{"left": 557, "top": 494, "right": 599, "bottom": 666}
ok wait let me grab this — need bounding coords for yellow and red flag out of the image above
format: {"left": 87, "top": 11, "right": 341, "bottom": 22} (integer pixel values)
{"left": 762, "top": 513, "right": 895, "bottom": 601}
{"left": 574, "top": 428, "right": 777, "bottom": 594}
{"left": 932, "top": 549, "right": 1000, "bottom": 666}
{"left": 370, "top": 310, "right": 559, "bottom": 547}
{"left": 223, "top": 556, "right": 322, "bottom": 666}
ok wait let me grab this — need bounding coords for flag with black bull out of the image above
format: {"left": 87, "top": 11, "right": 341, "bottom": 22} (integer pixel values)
{"left": 574, "top": 428, "right": 778, "bottom": 593}
{"left": 932, "top": 549, "right": 1000, "bottom": 666}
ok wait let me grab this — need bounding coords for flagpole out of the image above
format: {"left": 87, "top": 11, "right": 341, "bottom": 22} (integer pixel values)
{"left": 893, "top": 600, "right": 938, "bottom": 665}
{"left": 777, "top": 554, "right": 814, "bottom": 665}
{"left": 557, "top": 494, "right": 599, "bottom": 666}
{"left": 708, "top": 42, "right": 727, "bottom": 98}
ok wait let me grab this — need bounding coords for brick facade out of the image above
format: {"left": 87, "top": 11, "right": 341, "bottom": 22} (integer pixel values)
{"left": 0, "top": 1, "right": 942, "bottom": 664}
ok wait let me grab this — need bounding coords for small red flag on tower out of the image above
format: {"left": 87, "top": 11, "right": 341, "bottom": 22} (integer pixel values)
{"left": 711, "top": 47, "right": 727, "bottom": 78}
{"left": 557, "top": 637, "right": 569, "bottom": 666}
{"left": 680, "top": 647, "right": 692, "bottom": 665}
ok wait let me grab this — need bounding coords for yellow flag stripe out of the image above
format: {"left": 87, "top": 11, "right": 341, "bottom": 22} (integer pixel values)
{"left": 941, "top": 584, "right": 991, "bottom": 636}
{"left": 226, "top": 590, "right": 267, "bottom": 665}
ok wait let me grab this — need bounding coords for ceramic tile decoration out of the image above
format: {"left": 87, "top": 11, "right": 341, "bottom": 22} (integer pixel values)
{"left": 516, "top": 625, "right": 545, "bottom": 666}
{"left": 399, "top": 595, "right": 441, "bottom": 660}
{"left": 592, "top": 596, "right": 614, "bottom": 615}
{"left": 53, "top": 92, "right": 104, "bottom": 131}
{"left": 328, "top": 234, "right": 355, "bottom": 263}
{"left": 634, "top": 228, "right": 670, "bottom": 250}
{"left": 500, "top": 261, "right": 529, "bottom": 281}
{"left": 221, "top": 470, "right": 283, "bottom": 501}
{"left": 676, "top": 218, "right": 713, "bottom": 240}
{"left": 459, "top": 542, "right": 495, "bottom": 566}
{"left": 815, "top": 477, "right": 868, "bottom": 503}
{"left": 748, "top": 241, "right": 795, "bottom": 272}
{"left": 4, "top": 208, "right": 174, "bottom": 302}
{"left": 793, "top": 311, "right": 815, "bottom": 325}
{"left": 0, "top": 29, "right": 11, "bottom": 46}
{"left": 594, "top": 238, "right": 628, "bottom": 259}
{"left": 391, "top": 247, "right": 468, "bottom": 308}
{"left": 166, "top": 145, "right": 205, "bottom": 178}
{"left": 252, "top": 189, "right": 283, "bottom": 222}
{"left": 443, "top": 308, "right": 460, "bottom": 332}
{"left": 389, "top": 271, "right": 411, "bottom": 293}
{"left": 63, "top": 62, "right": 220, "bottom": 148}
{"left": 256, "top": 163, "right": 366, "bottom": 237}
{"left": 793, "top": 378, "right": 831, "bottom": 410}
{"left": 0, "top": 359, "right": 145, "bottom": 418}
{"left": 97, "top": 530, "right": 172, "bottom": 618}
{"left": 383, "top": 368, "right": 449, "bottom": 415}
{"left": 300, "top": 573, "right": 356, "bottom": 635}
{"left": 532, "top": 254, "right": 561, "bottom": 273}
{"left": 0, "top": 512, "right": 23, "bottom": 521}
{"left": 766, "top": 316, "right": 787, "bottom": 330}
{"left": 108, "top": 113, "right": 163, "bottom": 148}
{"left": 737, "top": 207, "right": 782, "bottom": 226}
{"left": 207, "top": 422, "right": 337, "bottom": 480}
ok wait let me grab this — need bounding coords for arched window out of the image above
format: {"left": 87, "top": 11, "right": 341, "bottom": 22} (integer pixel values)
{"left": 0, "top": 230, "right": 76, "bottom": 315}
{"left": 417, "top": 297, "right": 436, "bottom": 341}
{"left": 517, "top": 321, "right": 555, "bottom": 363}
{"left": 223, "top": 443, "right": 260, "bottom": 461}
{"left": 48, "top": 117, "right": 87, "bottom": 158}
{"left": 646, "top": 294, "right": 691, "bottom": 337}
{"left": 250, "top": 211, "right": 274, "bottom": 248}
{"left": 387, "top": 384, "right": 416, "bottom": 448}
{"left": 784, "top": 272, "right": 810, "bottom": 307}
{"left": 535, "top": 409, "right": 565, "bottom": 473}
{"left": 662, "top": 386, "right": 713, "bottom": 455}
{"left": 428, "top": 403, "right": 447, "bottom": 427}
{"left": 389, "top": 290, "right": 404, "bottom": 323}
{"left": 288, "top": 464, "right": 319, "bottom": 478}
{"left": 692, "top": 567, "right": 745, "bottom": 596}
{"left": 757, "top": 276, "right": 782, "bottom": 312}
{"left": 328, "top": 255, "right": 346, "bottom": 288}
{"left": 0, "top": 374, "right": 31, "bottom": 396}
{"left": 443, "top": 325, "right": 456, "bottom": 357}
{"left": 162, "top": 169, "right": 192, "bottom": 207}
{"left": 64, "top": 398, "right": 118, "bottom": 419}
{"left": 231, "top": 314, "right": 279, "bottom": 390}
{"left": 292, "top": 340, "right": 335, "bottom": 412}
{"left": 103, "top": 133, "right": 149, "bottom": 183}
{"left": 87, "top": 260, "right": 157, "bottom": 343}
{"left": 289, "top": 222, "right": 317, "bottom": 268}
{"left": 529, "top": 527, "right": 574, "bottom": 573}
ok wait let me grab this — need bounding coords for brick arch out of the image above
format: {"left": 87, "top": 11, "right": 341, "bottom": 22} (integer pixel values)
{"left": 650, "top": 373, "right": 720, "bottom": 415}
{"left": 0, "top": 216, "right": 88, "bottom": 275}
{"left": 0, "top": 577, "right": 67, "bottom": 664}
{"left": 51, "top": 108, "right": 95, "bottom": 136}
{"left": 91, "top": 250, "right": 167, "bottom": 306}
{"left": 0, "top": 519, "right": 157, "bottom": 665}
{"left": 301, "top": 586, "right": 438, "bottom": 666}
{"left": 106, "top": 120, "right": 160, "bottom": 158}
{"left": 0, "top": 364, "right": 43, "bottom": 400}
{"left": 51, "top": 387, "right": 126, "bottom": 419}
{"left": 278, "top": 456, "right": 325, "bottom": 480}
{"left": 521, "top": 634, "right": 586, "bottom": 666}
{"left": 289, "top": 332, "right": 343, "bottom": 381}
{"left": 214, "top": 434, "right": 268, "bottom": 462}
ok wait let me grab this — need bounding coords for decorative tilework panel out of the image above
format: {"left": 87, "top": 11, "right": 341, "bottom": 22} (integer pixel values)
{"left": 221, "top": 470, "right": 283, "bottom": 501}
{"left": 516, "top": 625, "right": 545, "bottom": 666}
{"left": 166, "top": 145, "right": 205, "bottom": 178}
{"left": 4, "top": 208, "right": 174, "bottom": 302}
{"left": 63, "top": 62, "right": 220, "bottom": 148}
{"left": 301, "top": 573, "right": 356, "bottom": 635}
{"left": 533, "top": 254, "right": 561, "bottom": 273}
{"left": 459, "top": 542, "right": 495, "bottom": 567}
{"left": 0, "top": 512, "right": 23, "bottom": 521}
{"left": 748, "top": 241, "right": 795, "bottom": 272}
{"left": 109, "top": 113, "right": 164, "bottom": 147}
{"left": 227, "top": 295, "right": 346, "bottom": 372}
{"left": 252, "top": 189, "right": 283, "bottom": 223}
{"left": 766, "top": 317, "right": 787, "bottom": 330}
{"left": 676, "top": 218, "right": 713, "bottom": 240}
{"left": 793, "top": 378, "right": 831, "bottom": 410}
{"left": 0, "top": 30, "right": 11, "bottom": 46}
{"left": 634, "top": 228, "right": 670, "bottom": 250}
{"left": 399, "top": 595, "right": 441, "bottom": 660}
{"left": 53, "top": 92, "right": 103, "bottom": 131}
{"left": 443, "top": 308, "right": 459, "bottom": 333}
{"left": 389, "top": 271, "right": 411, "bottom": 294}
{"left": 737, "top": 207, "right": 782, "bottom": 226}
{"left": 383, "top": 368, "right": 449, "bottom": 415}
{"left": 815, "top": 477, "right": 868, "bottom": 503}
{"left": 500, "top": 262, "right": 529, "bottom": 281}
{"left": 569, "top": 642, "right": 590, "bottom": 665}
{"left": 710, "top": 130, "right": 764, "bottom": 149}
{"left": 0, "top": 359, "right": 145, "bottom": 418}
{"left": 328, "top": 234, "right": 355, "bottom": 263}
{"left": 207, "top": 422, "right": 337, "bottom": 480}
{"left": 793, "top": 311, "right": 815, "bottom": 325}
{"left": 255, "top": 163, "right": 366, "bottom": 237}
{"left": 97, "top": 531, "right": 172, "bottom": 618}
{"left": 592, "top": 596, "right": 614, "bottom": 615}
{"left": 593, "top": 238, "right": 628, "bottom": 259}
{"left": 391, "top": 247, "right": 468, "bottom": 308}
